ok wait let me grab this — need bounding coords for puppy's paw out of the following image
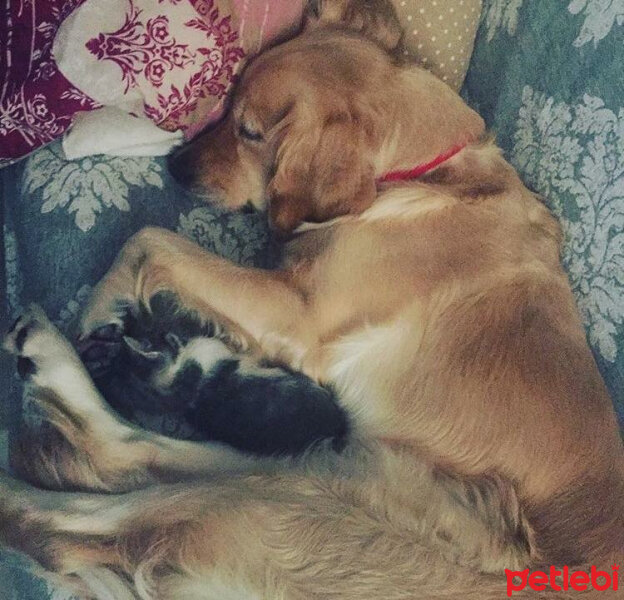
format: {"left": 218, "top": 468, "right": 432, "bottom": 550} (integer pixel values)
{"left": 77, "top": 296, "right": 132, "bottom": 379}
{"left": 4, "top": 304, "right": 78, "bottom": 380}
{"left": 76, "top": 323, "right": 125, "bottom": 378}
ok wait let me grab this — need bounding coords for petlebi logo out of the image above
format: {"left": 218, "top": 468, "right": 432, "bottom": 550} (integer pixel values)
{"left": 505, "top": 565, "right": 619, "bottom": 596}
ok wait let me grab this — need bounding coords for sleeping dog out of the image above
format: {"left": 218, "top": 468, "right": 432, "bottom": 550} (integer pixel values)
{"left": 1, "top": 1, "right": 623, "bottom": 598}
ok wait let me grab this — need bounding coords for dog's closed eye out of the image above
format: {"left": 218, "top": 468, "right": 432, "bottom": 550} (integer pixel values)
{"left": 238, "top": 122, "right": 265, "bottom": 143}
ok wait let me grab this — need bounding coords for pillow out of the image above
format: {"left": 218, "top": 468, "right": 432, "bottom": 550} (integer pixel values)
{"left": 0, "top": 0, "right": 101, "bottom": 168}
{"left": 393, "top": 0, "right": 482, "bottom": 91}
{"left": 0, "top": 0, "right": 305, "bottom": 165}
{"left": 55, "top": 0, "right": 305, "bottom": 139}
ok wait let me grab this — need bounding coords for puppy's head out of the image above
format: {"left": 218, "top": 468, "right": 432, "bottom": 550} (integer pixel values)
{"left": 169, "top": 25, "right": 484, "bottom": 235}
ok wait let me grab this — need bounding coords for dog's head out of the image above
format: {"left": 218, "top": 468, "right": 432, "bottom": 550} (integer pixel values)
{"left": 169, "top": 9, "right": 484, "bottom": 235}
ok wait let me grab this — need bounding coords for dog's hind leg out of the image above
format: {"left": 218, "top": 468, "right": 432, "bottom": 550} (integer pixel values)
{"left": 0, "top": 463, "right": 545, "bottom": 600}
{"left": 4, "top": 305, "right": 272, "bottom": 492}
{"left": 0, "top": 470, "right": 256, "bottom": 596}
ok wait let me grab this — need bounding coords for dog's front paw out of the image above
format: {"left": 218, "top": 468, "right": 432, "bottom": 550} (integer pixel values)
{"left": 79, "top": 293, "right": 134, "bottom": 342}
{"left": 4, "top": 304, "right": 77, "bottom": 380}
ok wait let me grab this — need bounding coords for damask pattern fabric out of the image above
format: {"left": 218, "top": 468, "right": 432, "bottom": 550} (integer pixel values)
{"left": 3, "top": 141, "right": 273, "bottom": 319}
{"left": 463, "top": 0, "right": 624, "bottom": 426}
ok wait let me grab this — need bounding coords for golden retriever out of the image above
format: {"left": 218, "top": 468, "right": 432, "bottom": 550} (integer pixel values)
{"left": 1, "top": 1, "right": 623, "bottom": 598}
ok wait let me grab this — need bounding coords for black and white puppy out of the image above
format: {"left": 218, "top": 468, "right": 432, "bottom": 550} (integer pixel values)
{"left": 77, "top": 292, "right": 348, "bottom": 457}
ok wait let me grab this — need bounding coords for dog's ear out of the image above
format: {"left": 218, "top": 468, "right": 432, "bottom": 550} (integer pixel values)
{"left": 268, "top": 112, "right": 376, "bottom": 235}
{"left": 305, "top": 0, "right": 403, "bottom": 53}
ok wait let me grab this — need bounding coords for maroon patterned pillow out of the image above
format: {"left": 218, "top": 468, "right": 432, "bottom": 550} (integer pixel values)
{"left": 1, "top": 0, "right": 305, "bottom": 166}
{"left": 0, "top": 1, "right": 98, "bottom": 167}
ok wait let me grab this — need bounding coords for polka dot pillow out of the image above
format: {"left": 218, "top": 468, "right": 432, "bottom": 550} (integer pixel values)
{"left": 394, "top": 0, "right": 483, "bottom": 91}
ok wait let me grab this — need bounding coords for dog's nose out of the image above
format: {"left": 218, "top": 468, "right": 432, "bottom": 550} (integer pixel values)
{"left": 167, "top": 151, "right": 195, "bottom": 186}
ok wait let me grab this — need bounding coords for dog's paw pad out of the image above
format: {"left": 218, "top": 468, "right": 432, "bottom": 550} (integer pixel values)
{"left": 4, "top": 305, "right": 49, "bottom": 356}
{"left": 14, "top": 319, "right": 33, "bottom": 354}
{"left": 17, "top": 356, "right": 37, "bottom": 379}
{"left": 3, "top": 305, "right": 74, "bottom": 381}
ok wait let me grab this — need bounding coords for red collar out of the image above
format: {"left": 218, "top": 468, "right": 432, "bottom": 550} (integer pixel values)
{"left": 376, "top": 144, "right": 466, "bottom": 185}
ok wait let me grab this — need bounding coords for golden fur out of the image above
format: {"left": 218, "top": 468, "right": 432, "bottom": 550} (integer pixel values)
{"left": 1, "top": 1, "right": 623, "bottom": 598}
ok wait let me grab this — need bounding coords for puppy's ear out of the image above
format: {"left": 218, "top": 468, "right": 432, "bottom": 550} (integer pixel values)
{"left": 268, "top": 113, "right": 376, "bottom": 235}
{"left": 305, "top": 0, "right": 403, "bottom": 53}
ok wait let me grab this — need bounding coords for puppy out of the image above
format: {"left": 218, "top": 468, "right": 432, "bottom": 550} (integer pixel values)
{"left": 78, "top": 292, "right": 348, "bottom": 456}
{"left": 1, "top": 1, "right": 623, "bottom": 598}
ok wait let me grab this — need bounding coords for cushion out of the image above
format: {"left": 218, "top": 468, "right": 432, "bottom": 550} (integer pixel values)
{"left": 463, "top": 0, "right": 624, "bottom": 428}
{"left": 55, "top": 0, "right": 304, "bottom": 138}
{"left": 394, "top": 0, "right": 483, "bottom": 90}
{"left": 0, "top": 0, "right": 305, "bottom": 165}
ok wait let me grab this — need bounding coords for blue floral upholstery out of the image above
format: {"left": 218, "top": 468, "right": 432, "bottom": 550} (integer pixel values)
{"left": 0, "top": 0, "right": 623, "bottom": 595}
